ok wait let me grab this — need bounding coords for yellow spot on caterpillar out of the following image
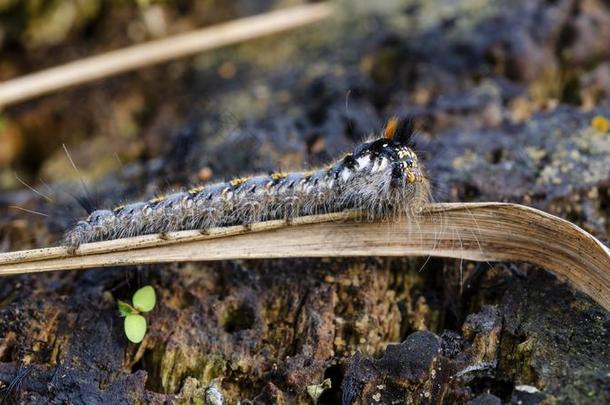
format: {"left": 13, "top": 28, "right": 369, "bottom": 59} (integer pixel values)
{"left": 406, "top": 172, "right": 416, "bottom": 183}
{"left": 113, "top": 205, "right": 125, "bottom": 212}
{"left": 591, "top": 115, "right": 610, "bottom": 133}
{"left": 148, "top": 196, "right": 166, "bottom": 204}
{"left": 230, "top": 177, "right": 250, "bottom": 187}
{"left": 384, "top": 117, "right": 399, "bottom": 140}
{"left": 303, "top": 170, "right": 315, "bottom": 177}
{"left": 188, "top": 186, "right": 204, "bottom": 195}
{"left": 271, "top": 172, "right": 288, "bottom": 181}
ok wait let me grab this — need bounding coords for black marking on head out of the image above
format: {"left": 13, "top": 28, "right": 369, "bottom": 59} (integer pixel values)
{"left": 342, "top": 154, "right": 357, "bottom": 169}
{"left": 387, "top": 117, "right": 415, "bottom": 146}
{"left": 367, "top": 139, "right": 388, "bottom": 156}
{"left": 390, "top": 162, "right": 404, "bottom": 188}
{"left": 391, "top": 162, "right": 403, "bottom": 178}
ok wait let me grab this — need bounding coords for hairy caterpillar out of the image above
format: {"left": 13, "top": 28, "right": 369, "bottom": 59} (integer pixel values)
{"left": 63, "top": 117, "right": 430, "bottom": 248}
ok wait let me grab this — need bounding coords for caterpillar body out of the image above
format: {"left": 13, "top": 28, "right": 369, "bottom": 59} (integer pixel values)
{"left": 63, "top": 117, "right": 430, "bottom": 248}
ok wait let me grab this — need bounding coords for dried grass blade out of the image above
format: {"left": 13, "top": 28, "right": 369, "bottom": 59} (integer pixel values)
{"left": 0, "top": 203, "right": 608, "bottom": 312}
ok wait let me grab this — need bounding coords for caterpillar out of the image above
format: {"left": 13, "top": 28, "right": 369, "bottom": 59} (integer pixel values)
{"left": 63, "top": 117, "right": 430, "bottom": 248}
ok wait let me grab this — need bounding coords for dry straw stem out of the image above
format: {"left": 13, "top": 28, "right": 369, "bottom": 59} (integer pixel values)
{"left": 0, "top": 3, "right": 333, "bottom": 107}
{"left": 1, "top": 202, "right": 609, "bottom": 312}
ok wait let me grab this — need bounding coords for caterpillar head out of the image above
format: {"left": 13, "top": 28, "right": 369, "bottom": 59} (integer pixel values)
{"left": 358, "top": 117, "right": 425, "bottom": 187}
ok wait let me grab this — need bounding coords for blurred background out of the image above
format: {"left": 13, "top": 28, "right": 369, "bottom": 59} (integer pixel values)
{"left": 1, "top": 0, "right": 610, "bottom": 231}
{"left": 0, "top": 1, "right": 609, "bottom": 404}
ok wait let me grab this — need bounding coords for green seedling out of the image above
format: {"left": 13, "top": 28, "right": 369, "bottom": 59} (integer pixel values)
{"left": 118, "top": 285, "right": 156, "bottom": 343}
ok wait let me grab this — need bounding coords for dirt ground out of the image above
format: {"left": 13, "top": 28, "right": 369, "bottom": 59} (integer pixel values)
{"left": 1, "top": 1, "right": 609, "bottom": 404}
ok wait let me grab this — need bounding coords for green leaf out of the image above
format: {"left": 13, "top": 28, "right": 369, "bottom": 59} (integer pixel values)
{"left": 124, "top": 314, "right": 147, "bottom": 343}
{"left": 132, "top": 285, "right": 156, "bottom": 312}
{"left": 117, "top": 300, "right": 137, "bottom": 317}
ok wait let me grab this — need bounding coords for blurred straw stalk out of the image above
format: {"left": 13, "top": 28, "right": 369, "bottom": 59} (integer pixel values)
{"left": 0, "top": 2, "right": 333, "bottom": 108}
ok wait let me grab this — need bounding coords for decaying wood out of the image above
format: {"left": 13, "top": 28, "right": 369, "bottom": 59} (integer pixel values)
{"left": 1, "top": 202, "right": 609, "bottom": 312}
{"left": 0, "top": 3, "right": 332, "bottom": 107}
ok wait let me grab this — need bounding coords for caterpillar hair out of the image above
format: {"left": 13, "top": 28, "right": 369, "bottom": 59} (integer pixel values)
{"left": 63, "top": 117, "right": 431, "bottom": 248}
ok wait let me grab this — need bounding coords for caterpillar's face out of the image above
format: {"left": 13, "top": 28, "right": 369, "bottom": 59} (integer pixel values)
{"left": 352, "top": 117, "right": 424, "bottom": 189}
{"left": 389, "top": 143, "right": 424, "bottom": 186}
{"left": 380, "top": 117, "right": 425, "bottom": 187}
